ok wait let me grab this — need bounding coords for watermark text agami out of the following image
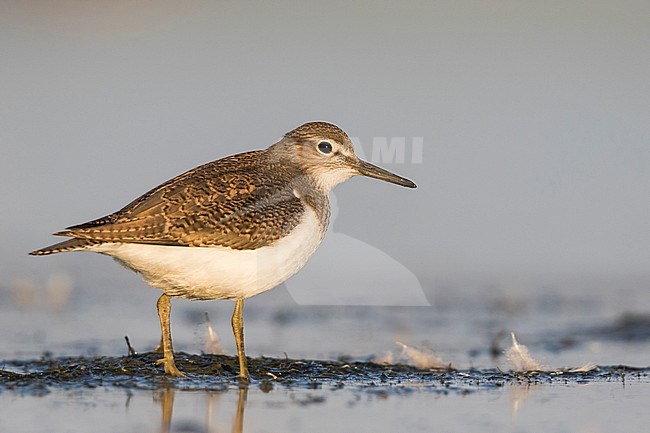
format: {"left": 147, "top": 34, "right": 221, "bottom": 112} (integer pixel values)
{"left": 351, "top": 137, "right": 424, "bottom": 164}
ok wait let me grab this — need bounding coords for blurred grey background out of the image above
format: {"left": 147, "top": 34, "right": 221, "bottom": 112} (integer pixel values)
{"left": 1, "top": 1, "right": 649, "bottom": 360}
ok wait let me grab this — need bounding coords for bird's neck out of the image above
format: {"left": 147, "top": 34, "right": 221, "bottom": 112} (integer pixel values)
{"left": 294, "top": 183, "right": 331, "bottom": 236}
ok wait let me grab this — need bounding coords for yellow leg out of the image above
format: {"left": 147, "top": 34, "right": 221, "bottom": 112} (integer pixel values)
{"left": 155, "top": 294, "right": 184, "bottom": 377}
{"left": 231, "top": 299, "right": 250, "bottom": 381}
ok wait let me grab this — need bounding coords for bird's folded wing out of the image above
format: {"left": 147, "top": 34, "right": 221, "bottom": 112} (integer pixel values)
{"left": 57, "top": 152, "right": 306, "bottom": 250}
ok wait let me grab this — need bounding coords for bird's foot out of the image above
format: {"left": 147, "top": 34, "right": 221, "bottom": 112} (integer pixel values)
{"left": 237, "top": 362, "right": 250, "bottom": 384}
{"left": 238, "top": 372, "right": 250, "bottom": 384}
{"left": 156, "top": 356, "right": 185, "bottom": 377}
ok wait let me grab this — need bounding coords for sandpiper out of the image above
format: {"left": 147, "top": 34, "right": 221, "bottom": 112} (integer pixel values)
{"left": 30, "top": 122, "right": 416, "bottom": 380}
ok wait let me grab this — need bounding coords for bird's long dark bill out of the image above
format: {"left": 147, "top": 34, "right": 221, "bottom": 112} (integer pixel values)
{"left": 356, "top": 160, "right": 417, "bottom": 188}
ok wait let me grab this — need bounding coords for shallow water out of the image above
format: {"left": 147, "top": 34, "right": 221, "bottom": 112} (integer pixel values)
{"left": 1, "top": 361, "right": 648, "bottom": 433}
{"left": 1, "top": 269, "right": 649, "bottom": 432}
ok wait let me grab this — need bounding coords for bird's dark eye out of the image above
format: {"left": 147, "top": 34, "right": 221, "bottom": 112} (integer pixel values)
{"left": 317, "top": 141, "right": 333, "bottom": 154}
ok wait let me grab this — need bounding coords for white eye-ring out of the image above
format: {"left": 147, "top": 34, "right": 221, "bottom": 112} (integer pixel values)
{"left": 317, "top": 141, "right": 333, "bottom": 155}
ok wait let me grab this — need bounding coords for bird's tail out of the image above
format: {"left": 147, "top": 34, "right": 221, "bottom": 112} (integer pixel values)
{"left": 29, "top": 238, "right": 97, "bottom": 256}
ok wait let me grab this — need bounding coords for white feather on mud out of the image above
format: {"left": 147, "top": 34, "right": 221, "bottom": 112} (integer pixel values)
{"left": 371, "top": 342, "right": 447, "bottom": 369}
{"left": 566, "top": 363, "right": 597, "bottom": 373}
{"left": 203, "top": 312, "right": 223, "bottom": 355}
{"left": 398, "top": 342, "right": 447, "bottom": 369}
{"left": 505, "top": 332, "right": 544, "bottom": 372}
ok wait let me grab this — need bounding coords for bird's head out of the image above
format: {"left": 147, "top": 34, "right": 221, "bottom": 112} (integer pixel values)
{"left": 273, "top": 122, "right": 417, "bottom": 192}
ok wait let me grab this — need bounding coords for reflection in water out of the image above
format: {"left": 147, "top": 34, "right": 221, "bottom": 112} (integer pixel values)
{"left": 155, "top": 386, "right": 247, "bottom": 433}
{"left": 154, "top": 386, "right": 175, "bottom": 433}
{"left": 205, "top": 391, "right": 223, "bottom": 433}
{"left": 509, "top": 383, "right": 538, "bottom": 422}
{"left": 232, "top": 388, "right": 247, "bottom": 433}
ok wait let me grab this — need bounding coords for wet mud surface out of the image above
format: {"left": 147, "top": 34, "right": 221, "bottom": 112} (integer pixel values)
{"left": 1, "top": 352, "right": 647, "bottom": 395}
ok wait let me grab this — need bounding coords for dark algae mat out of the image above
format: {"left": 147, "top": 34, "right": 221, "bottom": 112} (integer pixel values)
{"left": 1, "top": 352, "right": 647, "bottom": 395}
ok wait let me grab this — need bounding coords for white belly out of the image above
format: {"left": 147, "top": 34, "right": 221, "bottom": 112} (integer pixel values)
{"left": 89, "top": 208, "right": 325, "bottom": 300}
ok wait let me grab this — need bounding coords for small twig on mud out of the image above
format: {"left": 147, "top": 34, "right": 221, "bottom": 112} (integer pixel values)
{"left": 621, "top": 367, "right": 626, "bottom": 386}
{"left": 125, "top": 336, "right": 137, "bottom": 356}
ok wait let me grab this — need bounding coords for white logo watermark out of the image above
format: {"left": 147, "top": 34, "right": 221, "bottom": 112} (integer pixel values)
{"left": 284, "top": 194, "right": 430, "bottom": 306}
{"left": 351, "top": 137, "right": 424, "bottom": 164}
